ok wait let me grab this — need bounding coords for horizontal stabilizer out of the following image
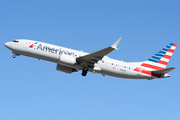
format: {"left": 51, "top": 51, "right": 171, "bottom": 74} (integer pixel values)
{"left": 152, "top": 67, "right": 176, "bottom": 74}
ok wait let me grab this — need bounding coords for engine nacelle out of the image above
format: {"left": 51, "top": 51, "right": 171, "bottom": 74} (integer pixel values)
{"left": 59, "top": 53, "right": 76, "bottom": 65}
{"left": 56, "top": 64, "right": 77, "bottom": 74}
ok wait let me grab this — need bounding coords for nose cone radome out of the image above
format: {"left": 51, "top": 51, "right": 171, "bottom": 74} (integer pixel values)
{"left": 4, "top": 42, "right": 8, "bottom": 47}
{"left": 4, "top": 42, "right": 11, "bottom": 49}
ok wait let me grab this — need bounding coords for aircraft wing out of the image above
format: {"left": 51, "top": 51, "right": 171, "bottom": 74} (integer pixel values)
{"left": 76, "top": 37, "right": 121, "bottom": 66}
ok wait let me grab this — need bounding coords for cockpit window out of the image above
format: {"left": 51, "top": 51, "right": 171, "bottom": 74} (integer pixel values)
{"left": 12, "top": 40, "right": 19, "bottom": 43}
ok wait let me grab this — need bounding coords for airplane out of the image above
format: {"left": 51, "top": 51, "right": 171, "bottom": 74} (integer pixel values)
{"left": 4, "top": 38, "right": 177, "bottom": 80}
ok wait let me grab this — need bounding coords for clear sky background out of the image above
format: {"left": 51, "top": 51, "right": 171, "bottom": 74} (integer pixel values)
{"left": 0, "top": 0, "right": 180, "bottom": 120}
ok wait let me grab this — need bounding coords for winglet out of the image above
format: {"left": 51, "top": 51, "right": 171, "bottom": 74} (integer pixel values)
{"left": 111, "top": 37, "right": 122, "bottom": 50}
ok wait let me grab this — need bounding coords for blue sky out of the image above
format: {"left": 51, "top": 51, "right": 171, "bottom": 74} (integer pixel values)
{"left": 1, "top": 0, "right": 180, "bottom": 120}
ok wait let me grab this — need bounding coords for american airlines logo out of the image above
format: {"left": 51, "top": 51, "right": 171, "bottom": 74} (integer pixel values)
{"left": 36, "top": 44, "right": 78, "bottom": 57}
{"left": 29, "top": 42, "right": 38, "bottom": 48}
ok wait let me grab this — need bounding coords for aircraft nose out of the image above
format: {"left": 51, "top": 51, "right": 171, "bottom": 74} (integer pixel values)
{"left": 4, "top": 42, "right": 8, "bottom": 47}
{"left": 4, "top": 42, "right": 11, "bottom": 48}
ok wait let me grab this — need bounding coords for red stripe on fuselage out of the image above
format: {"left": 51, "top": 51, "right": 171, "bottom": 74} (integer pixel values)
{"left": 133, "top": 67, "right": 162, "bottom": 78}
{"left": 141, "top": 69, "right": 151, "bottom": 75}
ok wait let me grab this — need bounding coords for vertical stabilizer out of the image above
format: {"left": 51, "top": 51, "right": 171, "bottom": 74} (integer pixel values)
{"left": 140, "top": 43, "right": 177, "bottom": 71}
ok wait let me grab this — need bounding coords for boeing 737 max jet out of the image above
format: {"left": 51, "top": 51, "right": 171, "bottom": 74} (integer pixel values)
{"left": 4, "top": 38, "right": 177, "bottom": 80}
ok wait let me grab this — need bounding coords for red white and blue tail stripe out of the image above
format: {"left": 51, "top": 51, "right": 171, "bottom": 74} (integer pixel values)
{"left": 140, "top": 43, "right": 177, "bottom": 71}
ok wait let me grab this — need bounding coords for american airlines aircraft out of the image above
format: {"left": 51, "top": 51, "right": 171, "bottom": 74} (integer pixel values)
{"left": 4, "top": 38, "right": 177, "bottom": 80}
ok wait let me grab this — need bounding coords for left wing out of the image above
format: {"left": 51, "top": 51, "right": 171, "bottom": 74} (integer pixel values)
{"left": 76, "top": 37, "right": 121, "bottom": 66}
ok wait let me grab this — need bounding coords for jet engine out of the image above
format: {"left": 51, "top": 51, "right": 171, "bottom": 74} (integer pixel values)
{"left": 59, "top": 54, "right": 76, "bottom": 65}
{"left": 56, "top": 64, "right": 77, "bottom": 74}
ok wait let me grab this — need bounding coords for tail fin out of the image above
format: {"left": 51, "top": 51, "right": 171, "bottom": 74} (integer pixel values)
{"left": 140, "top": 43, "right": 177, "bottom": 71}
